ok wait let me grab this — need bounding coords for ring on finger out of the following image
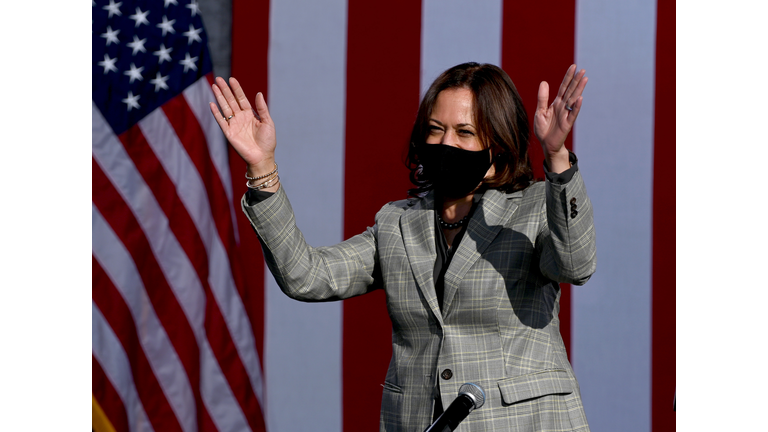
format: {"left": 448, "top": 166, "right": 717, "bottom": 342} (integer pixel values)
{"left": 227, "top": 115, "right": 235, "bottom": 120}
{"left": 564, "top": 103, "right": 573, "bottom": 111}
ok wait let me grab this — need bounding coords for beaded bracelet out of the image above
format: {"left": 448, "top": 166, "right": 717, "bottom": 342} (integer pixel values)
{"left": 246, "top": 174, "right": 280, "bottom": 191}
{"left": 245, "top": 162, "right": 278, "bottom": 181}
{"left": 246, "top": 171, "right": 277, "bottom": 188}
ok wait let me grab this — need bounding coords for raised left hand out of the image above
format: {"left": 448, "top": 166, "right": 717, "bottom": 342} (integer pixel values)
{"left": 533, "top": 65, "right": 588, "bottom": 172}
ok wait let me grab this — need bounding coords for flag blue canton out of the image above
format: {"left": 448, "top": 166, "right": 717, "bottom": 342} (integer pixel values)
{"left": 92, "top": 0, "right": 213, "bottom": 135}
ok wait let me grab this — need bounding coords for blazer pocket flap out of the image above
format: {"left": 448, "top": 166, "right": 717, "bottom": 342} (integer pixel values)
{"left": 381, "top": 381, "right": 403, "bottom": 394}
{"left": 497, "top": 369, "right": 573, "bottom": 405}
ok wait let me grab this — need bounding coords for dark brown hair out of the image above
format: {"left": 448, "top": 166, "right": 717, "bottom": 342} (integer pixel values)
{"left": 406, "top": 62, "right": 534, "bottom": 197}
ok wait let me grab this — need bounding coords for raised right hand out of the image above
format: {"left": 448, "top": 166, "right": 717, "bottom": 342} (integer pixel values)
{"left": 209, "top": 77, "right": 276, "bottom": 175}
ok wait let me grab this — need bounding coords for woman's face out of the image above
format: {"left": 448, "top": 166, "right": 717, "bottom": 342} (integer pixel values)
{"left": 426, "top": 88, "right": 484, "bottom": 151}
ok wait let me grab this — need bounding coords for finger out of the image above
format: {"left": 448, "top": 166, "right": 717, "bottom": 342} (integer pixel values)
{"left": 212, "top": 83, "right": 234, "bottom": 118}
{"left": 216, "top": 76, "right": 242, "bottom": 114}
{"left": 229, "top": 77, "right": 253, "bottom": 112}
{"left": 563, "top": 69, "right": 586, "bottom": 106}
{"left": 209, "top": 102, "right": 229, "bottom": 131}
{"left": 556, "top": 64, "right": 577, "bottom": 100}
{"left": 536, "top": 81, "right": 549, "bottom": 112}
{"left": 566, "top": 96, "right": 584, "bottom": 125}
{"left": 566, "top": 75, "right": 588, "bottom": 106}
{"left": 254, "top": 92, "right": 272, "bottom": 124}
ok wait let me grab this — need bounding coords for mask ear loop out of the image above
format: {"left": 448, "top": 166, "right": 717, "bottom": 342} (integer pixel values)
{"left": 410, "top": 141, "right": 421, "bottom": 165}
{"left": 479, "top": 148, "right": 497, "bottom": 189}
{"left": 489, "top": 147, "right": 505, "bottom": 166}
{"left": 483, "top": 149, "right": 507, "bottom": 187}
{"left": 409, "top": 142, "right": 427, "bottom": 182}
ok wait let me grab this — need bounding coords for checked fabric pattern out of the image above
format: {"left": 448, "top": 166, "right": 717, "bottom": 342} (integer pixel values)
{"left": 242, "top": 170, "right": 597, "bottom": 432}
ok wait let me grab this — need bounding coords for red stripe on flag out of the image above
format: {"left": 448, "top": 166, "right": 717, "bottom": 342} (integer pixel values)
{"left": 343, "top": 1, "right": 422, "bottom": 430}
{"left": 230, "top": 0, "right": 270, "bottom": 370}
{"left": 652, "top": 0, "right": 676, "bottom": 428}
{"left": 92, "top": 157, "right": 203, "bottom": 420}
{"left": 200, "top": 406, "right": 218, "bottom": 432}
{"left": 161, "top": 93, "right": 260, "bottom": 352}
{"left": 92, "top": 257, "right": 184, "bottom": 432}
{"left": 501, "top": 0, "right": 576, "bottom": 358}
{"left": 161, "top": 94, "right": 243, "bottom": 290}
{"left": 203, "top": 296, "right": 265, "bottom": 432}
{"left": 117, "top": 125, "right": 265, "bottom": 432}
{"left": 92, "top": 354, "right": 129, "bottom": 432}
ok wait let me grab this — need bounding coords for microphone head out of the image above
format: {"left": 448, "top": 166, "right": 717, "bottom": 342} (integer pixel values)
{"left": 458, "top": 383, "right": 486, "bottom": 409}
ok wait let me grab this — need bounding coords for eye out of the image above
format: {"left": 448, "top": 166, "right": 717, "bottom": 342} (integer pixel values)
{"left": 428, "top": 125, "right": 443, "bottom": 134}
{"left": 458, "top": 129, "right": 475, "bottom": 136}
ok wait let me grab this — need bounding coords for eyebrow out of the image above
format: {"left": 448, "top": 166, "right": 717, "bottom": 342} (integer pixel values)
{"left": 429, "top": 119, "right": 476, "bottom": 129}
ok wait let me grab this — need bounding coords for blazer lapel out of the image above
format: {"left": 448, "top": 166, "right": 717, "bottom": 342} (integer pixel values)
{"left": 400, "top": 192, "right": 443, "bottom": 324}
{"left": 442, "top": 188, "right": 523, "bottom": 312}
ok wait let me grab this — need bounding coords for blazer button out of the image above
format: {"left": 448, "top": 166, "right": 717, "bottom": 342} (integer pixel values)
{"left": 570, "top": 197, "right": 577, "bottom": 205}
{"left": 570, "top": 210, "right": 578, "bottom": 219}
{"left": 441, "top": 369, "right": 453, "bottom": 380}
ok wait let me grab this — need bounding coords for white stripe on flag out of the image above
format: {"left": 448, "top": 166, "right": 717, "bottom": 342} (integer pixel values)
{"left": 183, "top": 78, "right": 240, "bottom": 243}
{"left": 199, "top": 337, "right": 254, "bottom": 432}
{"left": 93, "top": 102, "right": 256, "bottom": 431}
{"left": 266, "top": 0, "right": 348, "bottom": 429}
{"left": 92, "top": 205, "right": 196, "bottom": 432}
{"left": 421, "top": 0, "right": 503, "bottom": 95}
{"left": 138, "top": 108, "right": 264, "bottom": 405}
{"left": 92, "top": 103, "right": 207, "bottom": 334}
{"left": 573, "top": 0, "right": 656, "bottom": 430}
{"left": 92, "top": 302, "right": 154, "bottom": 432}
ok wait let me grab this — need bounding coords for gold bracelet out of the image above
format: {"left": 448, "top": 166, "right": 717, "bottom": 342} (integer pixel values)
{"left": 246, "top": 174, "right": 280, "bottom": 191}
{"left": 246, "top": 172, "right": 276, "bottom": 188}
{"left": 245, "top": 162, "right": 278, "bottom": 181}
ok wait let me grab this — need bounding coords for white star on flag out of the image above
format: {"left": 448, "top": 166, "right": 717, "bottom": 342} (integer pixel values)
{"left": 124, "top": 63, "right": 144, "bottom": 83}
{"left": 157, "top": 15, "right": 176, "bottom": 36}
{"left": 97, "top": 54, "right": 118, "bottom": 74}
{"left": 121, "top": 91, "right": 140, "bottom": 111}
{"left": 127, "top": 35, "right": 147, "bottom": 55}
{"left": 186, "top": 0, "right": 200, "bottom": 17}
{"left": 179, "top": 53, "right": 198, "bottom": 72}
{"left": 129, "top": 7, "right": 150, "bottom": 27}
{"left": 150, "top": 72, "right": 170, "bottom": 92}
{"left": 183, "top": 24, "right": 202, "bottom": 45}
{"left": 163, "top": 0, "right": 178, "bottom": 7}
{"left": 102, "top": 0, "right": 122, "bottom": 18}
{"left": 100, "top": 26, "right": 120, "bottom": 46}
{"left": 153, "top": 44, "right": 173, "bottom": 63}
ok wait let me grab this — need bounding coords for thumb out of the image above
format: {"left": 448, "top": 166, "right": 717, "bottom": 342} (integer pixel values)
{"left": 536, "top": 81, "right": 549, "bottom": 112}
{"left": 254, "top": 92, "right": 272, "bottom": 123}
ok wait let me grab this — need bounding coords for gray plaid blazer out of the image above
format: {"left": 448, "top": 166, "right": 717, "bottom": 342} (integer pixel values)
{"left": 242, "top": 170, "right": 596, "bottom": 432}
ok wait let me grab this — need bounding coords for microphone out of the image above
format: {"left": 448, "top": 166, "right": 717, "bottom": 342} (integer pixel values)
{"left": 424, "top": 383, "right": 486, "bottom": 432}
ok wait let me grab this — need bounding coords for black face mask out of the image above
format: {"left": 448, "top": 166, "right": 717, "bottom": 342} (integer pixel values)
{"left": 418, "top": 144, "right": 493, "bottom": 198}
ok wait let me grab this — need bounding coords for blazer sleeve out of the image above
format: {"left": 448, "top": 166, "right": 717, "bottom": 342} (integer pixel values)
{"left": 241, "top": 185, "right": 382, "bottom": 302}
{"left": 536, "top": 169, "right": 597, "bottom": 285}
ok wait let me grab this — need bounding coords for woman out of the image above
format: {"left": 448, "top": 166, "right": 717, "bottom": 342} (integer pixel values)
{"left": 209, "top": 63, "right": 596, "bottom": 431}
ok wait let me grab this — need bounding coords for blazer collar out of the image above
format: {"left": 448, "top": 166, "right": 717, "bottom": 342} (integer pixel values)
{"left": 400, "top": 188, "right": 524, "bottom": 322}
{"left": 441, "top": 188, "right": 523, "bottom": 314}
{"left": 400, "top": 192, "right": 442, "bottom": 323}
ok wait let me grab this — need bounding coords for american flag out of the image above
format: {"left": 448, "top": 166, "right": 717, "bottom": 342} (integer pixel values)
{"left": 92, "top": 0, "right": 266, "bottom": 431}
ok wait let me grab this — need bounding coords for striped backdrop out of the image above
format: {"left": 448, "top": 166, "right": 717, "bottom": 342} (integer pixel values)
{"left": 235, "top": 0, "right": 675, "bottom": 430}
{"left": 93, "top": 0, "right": 674, "bottom": 430}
